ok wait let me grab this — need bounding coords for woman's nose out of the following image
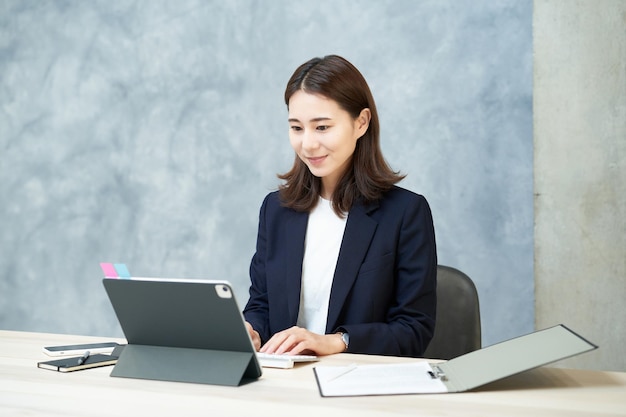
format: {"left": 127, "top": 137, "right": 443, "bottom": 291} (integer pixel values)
{"left": 301, "top": 130, "right": 319, "bottom": 150}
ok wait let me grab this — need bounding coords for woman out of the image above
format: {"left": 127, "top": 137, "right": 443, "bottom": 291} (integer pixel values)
{"left": 243, "top": 55, "right": 437, "bottom": 358}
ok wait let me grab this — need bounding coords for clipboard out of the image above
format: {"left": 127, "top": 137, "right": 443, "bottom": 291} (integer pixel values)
{"left": 313, "top": 324, "right": 598, "bottom": 396}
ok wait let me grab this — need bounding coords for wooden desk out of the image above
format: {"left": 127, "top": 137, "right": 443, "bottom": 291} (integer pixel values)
{"left": 1, "top": 330, "right": 625, "bottom": 416}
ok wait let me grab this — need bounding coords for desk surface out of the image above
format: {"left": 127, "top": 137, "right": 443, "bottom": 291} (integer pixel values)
{"left": 1, "top": 330, "right": 625, "bottom": 417}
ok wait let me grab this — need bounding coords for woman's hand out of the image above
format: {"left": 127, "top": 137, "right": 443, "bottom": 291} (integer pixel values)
{"left": 245, "top": 321, "right": 262, "bottom": 351}
{"left": 259, "top": 326, "right": 345, "bottom": 356}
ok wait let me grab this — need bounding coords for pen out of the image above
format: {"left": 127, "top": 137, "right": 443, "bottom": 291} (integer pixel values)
{"left": 327, "top": 363, "right": 358, "bottom": 382}
{"left": 77, "top": 351, "right": 90, "bottom": 365}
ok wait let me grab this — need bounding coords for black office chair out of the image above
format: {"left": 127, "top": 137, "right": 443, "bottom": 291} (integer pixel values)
{"left": 423, "top": 265, "right": 481, "bottom": 360}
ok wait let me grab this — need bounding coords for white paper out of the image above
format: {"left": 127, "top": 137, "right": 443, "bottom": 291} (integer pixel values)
{"left": 314, "top": 362, "right": 448, "bottom": 397}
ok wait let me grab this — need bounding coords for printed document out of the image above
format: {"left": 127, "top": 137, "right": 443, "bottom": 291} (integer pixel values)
{"left": 313, "top": 362, "right": 447, "bottom": 397}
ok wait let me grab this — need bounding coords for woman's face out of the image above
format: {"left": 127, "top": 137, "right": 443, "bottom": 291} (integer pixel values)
{"left": 287, "top": 90, "right": 370, "bottom": 198}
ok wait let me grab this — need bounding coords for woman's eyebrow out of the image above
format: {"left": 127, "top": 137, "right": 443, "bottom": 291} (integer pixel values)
{"left": 288, "top": 117, "right": 332, "bottom": 123}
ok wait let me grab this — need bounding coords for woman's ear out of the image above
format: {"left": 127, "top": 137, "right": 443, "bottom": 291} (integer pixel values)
{"left": 355, "top": 108, "right": 371, "bottom": 138}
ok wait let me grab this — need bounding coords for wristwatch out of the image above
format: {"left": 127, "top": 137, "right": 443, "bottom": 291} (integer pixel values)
{"left": 339, "top": 332, "right": 350, "bottom": 351}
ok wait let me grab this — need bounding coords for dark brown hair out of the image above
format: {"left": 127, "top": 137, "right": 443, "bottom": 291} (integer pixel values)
{"left": 278, "top": 55, "right": 404, "bottom": 216}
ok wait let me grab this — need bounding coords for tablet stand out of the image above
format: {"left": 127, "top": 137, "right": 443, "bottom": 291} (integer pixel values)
{"left": 111, "top": 344, "right": 259, "bottom": 386}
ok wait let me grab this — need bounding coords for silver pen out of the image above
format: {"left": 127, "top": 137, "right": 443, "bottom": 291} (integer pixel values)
{"left": 77, "top": 350, "right": 91, "bottom": 365}
{"left": 327, "top": 363, "right": 358, "bottom": 382}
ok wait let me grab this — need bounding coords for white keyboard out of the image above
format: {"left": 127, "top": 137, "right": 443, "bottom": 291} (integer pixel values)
{"left": 256, "top": 352, "right": 319, "bottom": 369}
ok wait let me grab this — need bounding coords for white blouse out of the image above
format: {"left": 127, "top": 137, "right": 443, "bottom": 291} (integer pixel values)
{"left": 296, "top": 197, "right": 348, "bottom": 335}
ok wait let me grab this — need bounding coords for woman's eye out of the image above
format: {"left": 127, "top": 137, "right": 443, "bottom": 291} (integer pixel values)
{"left": 290, "top": 125, "right": 302, "bottom": 132}
{"left": 316, "top": 125, "right": 329, "bottom": 131}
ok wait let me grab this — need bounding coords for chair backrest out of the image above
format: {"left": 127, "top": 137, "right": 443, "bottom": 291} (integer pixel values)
{"left": 423, "top": 265, "right": 481, "bottom": 360}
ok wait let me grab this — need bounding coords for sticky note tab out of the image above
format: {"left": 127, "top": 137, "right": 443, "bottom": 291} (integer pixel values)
{"left": 100, "top": 263, "right": 118, "bottom": 278}
{"left": 114, "top": 263, "right": 131, "bottom": 278}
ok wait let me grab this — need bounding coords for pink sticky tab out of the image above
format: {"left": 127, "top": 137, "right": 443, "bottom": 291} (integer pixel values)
{"left": 100, "top": 263, "right": 119, "bottom": 278}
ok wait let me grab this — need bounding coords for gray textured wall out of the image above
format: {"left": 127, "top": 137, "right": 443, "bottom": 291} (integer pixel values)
{"left": 534, "top": 0, "right": 626, "bottom": 371}
{"left": 1, "top": 1, "right": 533, "bottom": 347}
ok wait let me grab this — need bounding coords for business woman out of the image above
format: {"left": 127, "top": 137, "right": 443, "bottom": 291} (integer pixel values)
{"left": 243, "top": 55, "right": 437, "bottom": 358}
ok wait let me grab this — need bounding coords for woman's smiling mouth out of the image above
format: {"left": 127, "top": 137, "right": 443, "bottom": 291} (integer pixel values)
{"left": 306, "top": 155, "right": 327, "bottom": 166}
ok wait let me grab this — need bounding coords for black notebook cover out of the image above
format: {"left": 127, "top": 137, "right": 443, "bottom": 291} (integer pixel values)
{"left": 37, "top": 354, "right": 118, "bottom": 372}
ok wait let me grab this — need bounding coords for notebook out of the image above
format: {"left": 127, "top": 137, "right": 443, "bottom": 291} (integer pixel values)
{"left": 314, "top": 324, "right": 598, "bottom": 396}
{"left": 38, "top": 353, "right": 118, "bottom": 372}
{"left": 102, "top": 277, "right": 263, "bottom": 386}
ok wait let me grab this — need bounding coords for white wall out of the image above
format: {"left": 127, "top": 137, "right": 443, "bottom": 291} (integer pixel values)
{"left": 534, "top": 0, "right": 626, "bottom": 371}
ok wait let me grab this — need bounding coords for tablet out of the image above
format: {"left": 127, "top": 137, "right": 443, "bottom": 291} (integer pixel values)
{"left": 102, "top": 277, "right": 262, "bottom": 386}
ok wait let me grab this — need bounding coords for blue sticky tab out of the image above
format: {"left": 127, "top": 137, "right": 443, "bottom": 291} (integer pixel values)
{"left": 114, "top": 263, "right": 131, "bottom": 278}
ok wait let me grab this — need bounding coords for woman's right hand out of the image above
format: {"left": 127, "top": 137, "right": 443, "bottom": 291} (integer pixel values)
{"left": 245, "top": 321, "right": 262, "bottom": 351}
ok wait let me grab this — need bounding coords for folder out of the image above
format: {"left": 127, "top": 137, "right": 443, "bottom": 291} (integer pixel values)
{"left": 314, "top": 324, "right": 597, "bottom": 397}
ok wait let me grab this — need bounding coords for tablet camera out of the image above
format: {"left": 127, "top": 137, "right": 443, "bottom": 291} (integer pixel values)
{"left": 215, "top": 284, "right": 232, "bottom": 299}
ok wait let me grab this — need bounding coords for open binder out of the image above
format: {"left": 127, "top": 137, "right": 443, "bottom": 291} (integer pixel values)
{"left": 314, "top": 324, "right": 597, "bottom": 397}
{"left": 103, "top": 277, "right": 262, "bottom": 386}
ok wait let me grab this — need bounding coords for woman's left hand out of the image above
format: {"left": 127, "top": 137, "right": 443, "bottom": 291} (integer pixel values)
{"left": 259, "top": 326, "right": 345, "bottom": 356}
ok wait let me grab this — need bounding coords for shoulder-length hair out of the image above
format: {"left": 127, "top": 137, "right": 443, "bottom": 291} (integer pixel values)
{"left": 278, "top": 55, "right": 404, "bottom": 216}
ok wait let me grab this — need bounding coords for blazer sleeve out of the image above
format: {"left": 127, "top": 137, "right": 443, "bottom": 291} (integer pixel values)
{"left": 334, "top": 193, "right": 437, "bottom": 357}
{"left": 242, "top": 193, "right": 272, "bottom": 343}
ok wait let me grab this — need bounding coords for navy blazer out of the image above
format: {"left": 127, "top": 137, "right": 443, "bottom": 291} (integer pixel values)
{"left": 243, "top": 186, "right": 437, "bottom": 357}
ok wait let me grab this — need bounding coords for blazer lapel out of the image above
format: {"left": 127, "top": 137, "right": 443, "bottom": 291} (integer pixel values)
{"left": 326, "top": 200, "right": 378, "bottom": 332}
{"left": 283, "top": 210, "right": 308, "bottom": 324}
